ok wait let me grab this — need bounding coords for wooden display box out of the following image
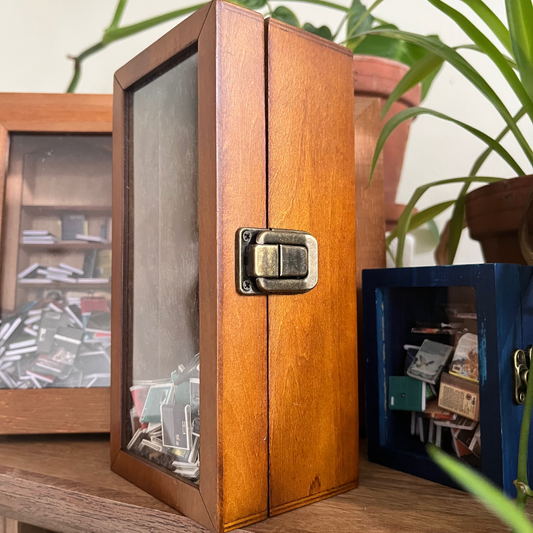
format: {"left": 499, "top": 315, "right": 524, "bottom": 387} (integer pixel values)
{"left": 111, "top": 1, "right": 358, "bottom": 531}
{"left": 0, "top": 93, "right": 112, "bottom": 434}
{"left": 363, "top": 264, "right": 533, "bottom": 496}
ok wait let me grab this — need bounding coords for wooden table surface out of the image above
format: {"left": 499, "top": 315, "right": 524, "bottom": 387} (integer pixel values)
{"left": 0, "top": 435, "right": 520, "bottom": 533}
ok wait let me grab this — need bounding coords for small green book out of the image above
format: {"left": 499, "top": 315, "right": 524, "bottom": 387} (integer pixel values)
{"left": 388, "top": 376, "right": 426, "bottom": 411}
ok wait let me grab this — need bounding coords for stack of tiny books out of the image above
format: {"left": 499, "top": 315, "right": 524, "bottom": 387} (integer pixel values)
{"left": 127, "top": 354, "right": 200, "bottom": 481}
{"left": 0, "top": 295, "right": 111, "bottom": 389}
{"left": 388, "top": 309, "right": 481, "bottom": 468}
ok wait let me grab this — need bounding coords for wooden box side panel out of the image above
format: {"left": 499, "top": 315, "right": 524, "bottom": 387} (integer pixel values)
{"left": 0, "top": 389, "right": 109, "bottom": 434}
{"left": 353, "top": 98, "right": 385, "bottom": 430}
{"left": 266, "top": 21, "right": 359, "bottom": 514}
{"left": 0, "top": 94, "right": 112, "bottom": 133}
{"left": 198, "top": 2, "right": 269, "bottom": 530}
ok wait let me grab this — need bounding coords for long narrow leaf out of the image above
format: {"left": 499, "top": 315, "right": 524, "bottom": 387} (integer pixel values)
{"left": 386, "top": 200, "right": 454, "bottom": 246}
{"left": 506, "top": 0, "right": 533, "bottom": 102}
{"left": 428, "top": 446, "right": 533, "bottom": 533}
{"left": 446, "top": 187, "right": 467, "bottom": 264}
{"left": 369, "top": 107, "right": 525, "bottom": 187}
{"left": 456, "top": 44, "right": 517, "bottom": 69}
{"left": 382, "top": 53, "right": 444, "bottom": 117}
{"left": 395, "top": 177, "right": 503, "bottom": 267}
{"left": 459, "top": 0, "right": 512, "bottom": 54}
{"left": 428, "top": 0, "right": 533, "bottom": 124}
{"left": 361, "top": 28, "right": 533, "bottom": 165}
{"left": 470, "top": 107, "right": 526, "bottom": 175}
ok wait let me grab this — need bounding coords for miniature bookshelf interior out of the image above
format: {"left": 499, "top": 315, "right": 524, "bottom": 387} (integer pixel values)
{"left": 0, "top": 133, "right": 111, "bottom": 390}
{"left": 384, "top": 286, "right": 481, "bottom": 471}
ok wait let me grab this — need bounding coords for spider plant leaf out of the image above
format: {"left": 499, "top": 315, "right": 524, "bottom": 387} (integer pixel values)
{"left": 382, "top": 53, "right": 444, "bottom": 117}
{"left": 361, "top": 28, "right": 533, "bottom": 165}
{"left": 459, "top": 0, "right": 512, "bottom": 54}
{"left": 506, "top": 0, "right": 533, "bottom": 102}
{"left": 369, "top": 107, "right": 525, "bottom": 187}
{"left": 428, "top": 446, "right": 533, "bottom": 533}
{"left": 386, "top": 200, "right": 454, "bottom": 246}
{"left": 395, "top": 176, "right": 503, "bottom": 267}
{"left": 456, "top": 44, "right": 517, "bottom": 70}
{"left": 446, "top": 185, "right": 468, "bottom": 264}
{"left": 470, "top": 107, "right": 526, "bottom": 175}
{"left": 428, "top": 0, "right": 533, "bottom": 123}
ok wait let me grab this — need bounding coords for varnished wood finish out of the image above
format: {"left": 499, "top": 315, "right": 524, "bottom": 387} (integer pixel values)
{"left": 265, "top": 21, "right": 358, "bottom": 514}
{"left": 112, "top": 2, "right": 268, "bottom": 530}
{"left": 0, "top": 389, "right": 109, "bottom": 434}
{"left": 0, "top": 94, "right": 112, "bottom": 435}
{"left": 198, "top": 3, "right": 268, "bottom": 531}
{"left": 353, "top": 98, "right": 385, "bottom": 429}
{"left": 0, "top": 435, "right": 521, "bottom": 533}
{"left": 0, "top": 94, "right": 112, "bottom": 133}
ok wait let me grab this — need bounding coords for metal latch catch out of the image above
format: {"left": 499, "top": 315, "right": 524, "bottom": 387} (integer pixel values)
{"left": 513, "top": 347, "right": 531, "bottom": 405}
{"left": 236, "top": 228, "right": 318, "bottom": 295}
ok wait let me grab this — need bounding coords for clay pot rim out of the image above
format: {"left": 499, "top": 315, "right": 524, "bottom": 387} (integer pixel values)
{"left": 466, "top": 174, "right": 533, "bottom": 202}
{"left": 352, "top": 54, "right": 421, "bottom": 108}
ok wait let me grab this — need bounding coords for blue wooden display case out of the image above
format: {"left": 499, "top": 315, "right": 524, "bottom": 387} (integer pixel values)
{"left": 363, "top": 264, "right": 533, "bottom": 496}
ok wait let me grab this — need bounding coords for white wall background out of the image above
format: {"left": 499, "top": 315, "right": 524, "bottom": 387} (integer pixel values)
{"left": 1, "top": 0, "right": 529, "bottom": 266}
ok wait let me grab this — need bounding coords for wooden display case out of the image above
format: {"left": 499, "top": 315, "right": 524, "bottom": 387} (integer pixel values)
{"left": 0, "top": 93, "right": 112, "bottom": 434}
{"left": 111, "top": 1, "right": 357, "bottom": 532}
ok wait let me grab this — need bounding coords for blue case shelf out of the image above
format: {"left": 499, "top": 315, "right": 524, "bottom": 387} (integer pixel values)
{"left": 363, "top": 264, "right": 533, "bottom": 496}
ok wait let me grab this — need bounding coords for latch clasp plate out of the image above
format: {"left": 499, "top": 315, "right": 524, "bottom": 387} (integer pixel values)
{"left": 236, "top": 228, "right": 318, "bottom": 295}
{"left": 513, "top": 347, "right": 531, "bottom": 404}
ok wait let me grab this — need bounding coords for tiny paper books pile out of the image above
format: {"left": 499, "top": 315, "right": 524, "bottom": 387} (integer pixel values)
{"left": 388, "top": 311, "right": 481, "bottom": 467}
{"left": 127, "top": 354, "right": 200, "bottom": 481}
{"left": 0, "top": 295, "right": 111, "bottom": 390}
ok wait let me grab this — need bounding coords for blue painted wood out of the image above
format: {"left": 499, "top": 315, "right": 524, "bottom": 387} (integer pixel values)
{"left": 363, "top": 264, "right": 533, "bottom": 496}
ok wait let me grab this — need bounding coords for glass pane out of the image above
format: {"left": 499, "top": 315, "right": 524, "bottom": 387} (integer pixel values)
{"left": 381, "top": 286, "right": 481, "bottom": 470}
{"left": 0, "top": 134, "right": 112, "bottom": 390}
{"left": 126, "top": 52, "right": 200, "bottom": 483}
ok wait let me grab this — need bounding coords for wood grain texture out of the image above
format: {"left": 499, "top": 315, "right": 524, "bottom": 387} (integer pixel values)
{"left": 204, "top": 3, "right": 268, "bottom": 531}
{"left": 2, "top": 518, "right": 51, "bottom": 533}
{"left": 0, "top": 436, "right": 523, "bottom": 533}
{"left": 353, "top": 98, "right": 385, "bottom": 430}
{"left": 0, "top": 389, "right": 109, "bottom": 434}
{"left": 0, "top": 94, "right": 112, "bottom": 132}
{"left": 266, "top": 21, "right": 358, "bottom": 514}
{"left": 112, "top": 2, "right": 268, "bottom": 531}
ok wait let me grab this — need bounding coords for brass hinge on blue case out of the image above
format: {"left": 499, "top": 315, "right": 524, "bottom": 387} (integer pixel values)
{"left": 513, "top": 347, "right": 531, "bottom": 405}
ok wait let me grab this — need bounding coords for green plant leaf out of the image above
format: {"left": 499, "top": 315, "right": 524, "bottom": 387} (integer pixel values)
{"left": 382, "top": 53, "right": 444, "bottom": 117}
{"left": 271, "top": 6, "right": 300, "bottom": 27}
{"left": 369, "top": 107, "right": 525, "bottom": 188}
{"left": 350, "top": 24, "right": 401, "bottom": 57}
{"left": 386, "top": 200, "right": 454, "bottom": 245}
{"left": 456, "top": 44, "right": 518, "bottom": 70}
{"left": 237, "top": 0, "right": 267, "bottom": 8}
{"left": 459, "top": 0, "right": 512, "bottom": 53}
{"left": 426, "top": 219, "right": 440, "bottom": 243}
{"left": 428, "top": 0, "right": 533, "bottom": 126}
{"left": 446, "top": 187, "right": 467, "bottom": 264}
{"left": 347, "top": 0, "right": 374, "bottom": 40}
{"left": 361, "top": 28, "right": 533, "bottom": 165}
{"left": 470, "top": 107, "right": 526, "bottom": 176}
{"left": 428, "top": 446, "right": 533, "bottom": 533}
{"left": 506, "top": 0, "right": 533, "bottom": 103}
{"left": 302, "top": 23, "right": 333, "bottom": 40}
{"left": 395, "top": 176, "right": 503, "bottom": 267}
{"left": 282, "top": 0, "right": 350, "bottom": 11}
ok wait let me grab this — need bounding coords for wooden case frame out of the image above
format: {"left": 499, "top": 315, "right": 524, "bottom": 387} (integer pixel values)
{"left": 0, "top": 93, "right": 112, "bottom": 434}
{"left": 111, "top": 3, "right": 268, "bottom": 531}
{"left": 111, "top": 2, "right": 358, "bottom": 531}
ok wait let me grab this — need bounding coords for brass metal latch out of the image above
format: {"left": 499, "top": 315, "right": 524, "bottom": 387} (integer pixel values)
{"left": 236, "top": 228, "right": 318, "bottom": 295}
{"left": 513, "top": 347, "right": 531, "bottom": 404}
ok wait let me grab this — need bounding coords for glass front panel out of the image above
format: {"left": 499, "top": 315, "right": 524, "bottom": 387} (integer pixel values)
{"left": 381, "top": 286, "right": 481, "bottom": 471}
{"left": 126, "top": 52, "right": 200, "bottom": 482}
{"left": 0, "top": 134, "right": 112, "bottom": 390}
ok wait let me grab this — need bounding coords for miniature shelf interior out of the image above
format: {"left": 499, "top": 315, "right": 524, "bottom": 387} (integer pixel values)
{"left": 0, "top": 434, "right": 521, "bottom": 533}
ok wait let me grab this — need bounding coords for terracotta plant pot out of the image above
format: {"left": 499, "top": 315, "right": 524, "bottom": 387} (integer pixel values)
{"left": 353, "top": 55, "right": 421, "bottom": 230}
{"left": 465, "top": 175, "right": 533, "bottom": 265}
